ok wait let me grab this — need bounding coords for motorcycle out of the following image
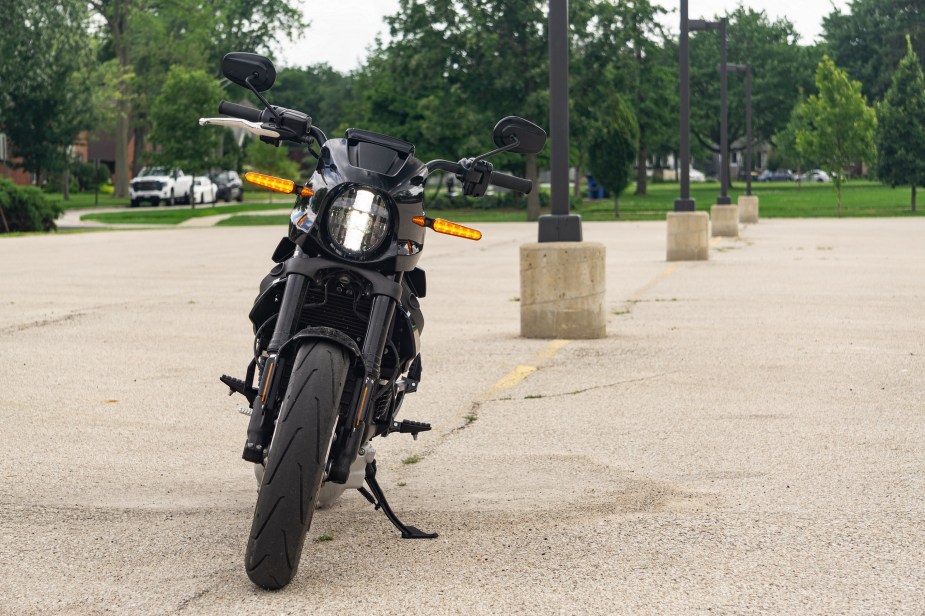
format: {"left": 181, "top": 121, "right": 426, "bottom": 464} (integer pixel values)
{"left": 201, "top": 52, "right": 546, "bottom": 590}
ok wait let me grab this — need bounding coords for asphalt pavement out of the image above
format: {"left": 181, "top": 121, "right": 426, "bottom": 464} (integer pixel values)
{"left": 1, "top": 218, "right": 923, "bottom": 614}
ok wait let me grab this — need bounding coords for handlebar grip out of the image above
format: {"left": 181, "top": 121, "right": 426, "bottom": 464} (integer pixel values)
{"left": 490, "top": 171, "right": 533, "bottom": 195}
{"left": 218, "top": 100, "right": 266, "bottom": 123}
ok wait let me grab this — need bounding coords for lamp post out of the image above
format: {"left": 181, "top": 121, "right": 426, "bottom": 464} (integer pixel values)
{"left": 520, "top": 0, "right": 605, "bottom": 340}
{"left": 691, "top": 17, "right": 728, "bottom": 204}
{"left": 727, "top": 63, "right": 760, "bottom": 223}
{"left": 667, "top": 0, "right": 712, "bottom": 261}
{"left": 538, "top": 0, "right": 582, "bottom": 242}
{"left": 726, "top": 63, "right": 753, "bottom": 196}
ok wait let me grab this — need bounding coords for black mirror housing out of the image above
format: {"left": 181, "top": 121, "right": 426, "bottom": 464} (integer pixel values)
{"left": 492, "top": 117, "right": 547, "bottom": 155}
{"left": 222, "top": 52, "right": 277, "bottom": 92}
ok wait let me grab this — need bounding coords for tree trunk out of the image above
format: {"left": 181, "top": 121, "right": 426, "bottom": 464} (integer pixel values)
{"left": 111, "top": 5, "right": 131, "bottom": 199}
{"left": 635, "top": 144, "right": 648, "bottom": 195}
{"left": 526, "top": 153, "right": 540, "bottom": 221}
{"left": 913, "top": 185, "right": 917, "bottom": 212}
{"left": 614, "top": 194, "right": 620, "bottom": 218}
{"left": 62, "top": 162, "right": 70, "bottom": 201}
{"left": 0, "top": 206, "right": 9, "bottom": 233}
{"left": 191, "top": 173, "right": 196, "bottom": 209}
{"left": 132, "top": 125, "right": 146, "bottom": 176}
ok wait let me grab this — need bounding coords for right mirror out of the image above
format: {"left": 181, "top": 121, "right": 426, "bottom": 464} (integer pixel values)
{"left": 492, "top": 117, "right": 547, "bottom": 154}
{"left": 222, "top": 52, "right": 276, "bottom": 92}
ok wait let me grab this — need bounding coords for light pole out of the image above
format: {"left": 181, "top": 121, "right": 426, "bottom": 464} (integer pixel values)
{"left": 726, "top": 63, "right": 753, "bottom": 196}
{"left": 691, "top": 17, "right": 728, "bottom": 203}
{"left": 538, "top": 0, "right": 582, "bottom": 242}
{"left": 520, "top": 0, "right": 605, "bottom": 340}
{"left": 667, "top": 0, "right": 711, "bottom": 261}
{"left": 674, "top": 0, "right": 695, "bottom": 212}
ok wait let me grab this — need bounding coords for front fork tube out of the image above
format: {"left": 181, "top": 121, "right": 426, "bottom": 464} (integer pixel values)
{"left": 329, "top": 278, "right": 401, "bottom": 483}
{"left": 242, "top": 268, "right": 309, "bottom": 463}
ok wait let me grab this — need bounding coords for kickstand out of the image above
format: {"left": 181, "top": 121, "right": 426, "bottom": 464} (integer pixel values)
{"left": 358, "top": 460, "right": 438, "bottom": 539}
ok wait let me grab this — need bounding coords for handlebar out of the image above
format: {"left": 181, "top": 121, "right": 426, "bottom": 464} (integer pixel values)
{"left": 426, "top": 159, "right": 533, "bottom": 195}
{"left": 218, "top": 100, "right": 269, "bottom": 123}
{"left": 489, "top": 171, "right": 533, "bottom": 194}
{"left": 218, "top": 100, "right": 327, "bottom": 145}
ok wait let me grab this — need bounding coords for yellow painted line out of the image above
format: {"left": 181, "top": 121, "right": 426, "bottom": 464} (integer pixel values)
{"left": 490, "top": 339, "right": 572, "bottom": 391}
{"left": 491, "top": 365, "right": 538, "bottom": 390}
{"left": 533, "top": 338, "right": 570, "bottom": 362}
{"left": 630, "top": 265, "right": 681, "bottom": 302}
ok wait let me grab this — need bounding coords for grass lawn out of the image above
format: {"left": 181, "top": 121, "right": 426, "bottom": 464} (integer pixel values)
{"left": 585, "top": 180, "right": 924, "bottom": 220}
{"left": 47, "top": 192, "right": 131, "bottom": 209}
{"left": 79, "top": 180, "right": 924, "bottom": 226}
{"left": 81, "top": 202, "right": 288, "bottom": 225}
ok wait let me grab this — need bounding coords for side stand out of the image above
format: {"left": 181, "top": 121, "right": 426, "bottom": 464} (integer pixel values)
{"left": 357, "top": 460, "right": 438, "bottom": 539}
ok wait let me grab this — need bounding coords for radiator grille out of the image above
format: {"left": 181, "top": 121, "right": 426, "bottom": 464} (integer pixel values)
{"left": 298, "top": 285, "right": 373, "bottom": 344}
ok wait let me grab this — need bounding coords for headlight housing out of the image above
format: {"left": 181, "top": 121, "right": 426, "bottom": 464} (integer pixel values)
{"left": 325, "top": 186, "right": 391, "bottom": 259}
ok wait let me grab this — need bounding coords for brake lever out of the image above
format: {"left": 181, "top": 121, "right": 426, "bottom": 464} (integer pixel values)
{"left": 199, "top": 117, "right": 281, "bottom": 139}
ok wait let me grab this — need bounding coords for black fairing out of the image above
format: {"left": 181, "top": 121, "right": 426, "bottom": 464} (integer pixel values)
{"left": 290, "top": 129, "right": 427, "bottom": 272}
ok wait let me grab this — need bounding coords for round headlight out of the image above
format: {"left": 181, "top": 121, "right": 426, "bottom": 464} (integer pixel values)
{"left": 325, "top": 187, "right": 391, "bottom": 258}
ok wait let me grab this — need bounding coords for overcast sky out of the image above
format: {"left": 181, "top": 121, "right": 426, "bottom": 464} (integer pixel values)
{"left": 276, "top": 1, "right": 851, "bottom": 72}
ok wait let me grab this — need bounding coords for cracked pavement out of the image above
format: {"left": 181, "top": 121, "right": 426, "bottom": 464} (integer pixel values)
{"left": 1, "top": 218, "right": 924, "bottom": 614}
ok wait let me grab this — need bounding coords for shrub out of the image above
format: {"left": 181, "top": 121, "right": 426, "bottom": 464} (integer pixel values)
{"left": 0, "top": 179, "right": 63, "bottom": 232}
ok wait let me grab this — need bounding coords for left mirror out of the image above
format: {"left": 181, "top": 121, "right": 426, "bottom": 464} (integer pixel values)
{"left": 222, "top": 52, "right": 276, "bottom": 92}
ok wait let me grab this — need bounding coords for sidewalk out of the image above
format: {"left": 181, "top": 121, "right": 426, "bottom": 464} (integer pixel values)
{"left": 1, "top": 219, "right": 923, "bottom": 613}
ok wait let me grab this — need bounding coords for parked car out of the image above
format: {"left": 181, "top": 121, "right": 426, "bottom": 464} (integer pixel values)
{"left": 757, "top": 169, "right": 795, "bottom": 182}
{"left": 189, "top": 177, "right": 218, "bottom": 205}
{"left": 129, "top": 167, "right": 192, "bottom": 207}
{"left": 798, "top": 169, "right": 831, "bottom": 183}
{"left": 210, "top": 170, "right": 245, "bottom": 202}
{"left": 689, "top": 167, "right": 707, "bottom": 182}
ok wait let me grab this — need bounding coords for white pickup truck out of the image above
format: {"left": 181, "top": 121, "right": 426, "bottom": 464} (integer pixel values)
{"left": 129, "top": 167, "right": 193, "bottom": 207}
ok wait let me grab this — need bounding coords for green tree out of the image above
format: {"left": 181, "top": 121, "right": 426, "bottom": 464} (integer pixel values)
{"left": 87, "top": 0, "right": 307, "bottom": 196}
{"left": 776, "top": 94, "right": 816, "bottom": 182}
{"left": 149, "top": 66, "right": 225, "bottom": 207}
{"left": 271, "top": 65, "right": 354, "bottom": 136}
{"left": 1, "top": 0, "right": 96, "bottom": 193}
{"left": 586, "top": 94, "right": 639, "bottom": 217}
{"left": 451, "top": 0, "right": 549, "bottom": 220}
{"left": 876, "top": 37, "right": 925, "bottom": 211}
{"left": 822, "top": 0, "right": 925, "bottom": 103}
{"left": 795, "top": 56, "right": 877, "bottom": 216}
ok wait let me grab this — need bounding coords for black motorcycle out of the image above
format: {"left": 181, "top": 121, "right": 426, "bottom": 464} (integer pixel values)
{"left": 201, "top": 52, "right": 546, "bottom": 590}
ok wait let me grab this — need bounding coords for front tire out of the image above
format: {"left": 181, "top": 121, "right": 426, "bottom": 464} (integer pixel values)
{"left": 245, "top": 341, "right": 351, "bottom": 590}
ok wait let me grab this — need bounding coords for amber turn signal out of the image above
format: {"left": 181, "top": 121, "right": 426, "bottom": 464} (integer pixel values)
{"left": 244, "top": 172, "right": 296, "bottom": 194}
{"left": 411, "top": 215, "right": 482, "bottom": 241}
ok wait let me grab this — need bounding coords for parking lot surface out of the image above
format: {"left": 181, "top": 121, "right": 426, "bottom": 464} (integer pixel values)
{"left": 1, "top": 218, "right": 923, "bottom": 614}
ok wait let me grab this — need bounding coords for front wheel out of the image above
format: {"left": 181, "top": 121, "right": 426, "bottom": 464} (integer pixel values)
{"left": 245, "top": 340, "right": 351, "bottom": 590}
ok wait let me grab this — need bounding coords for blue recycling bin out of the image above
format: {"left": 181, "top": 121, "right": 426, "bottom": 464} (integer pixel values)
{"left": 586, "top": 175, "right": 606, "bottom": 200}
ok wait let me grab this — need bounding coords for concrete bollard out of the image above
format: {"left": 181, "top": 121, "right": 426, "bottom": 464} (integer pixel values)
{"left": 710, "top": 204, "right": 739, "bottom": 237}
{"left": 666, "top": 211, "right": 709, "bottom": 261}
{"left": 520, "top": 242, "right": 606, "bottom": 339}
{"left": 738, "top": 195, "right": 759, "bottom": 223}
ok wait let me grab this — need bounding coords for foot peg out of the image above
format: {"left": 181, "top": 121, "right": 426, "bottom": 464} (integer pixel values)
{"left": 220, "top": 374, "right": 257, "bottom": 405}
{"left": 388, "top": 419, "right": 432, "bottom": 440}
{"left": 358, "top": 460, "right": 438, "bottom": 539}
